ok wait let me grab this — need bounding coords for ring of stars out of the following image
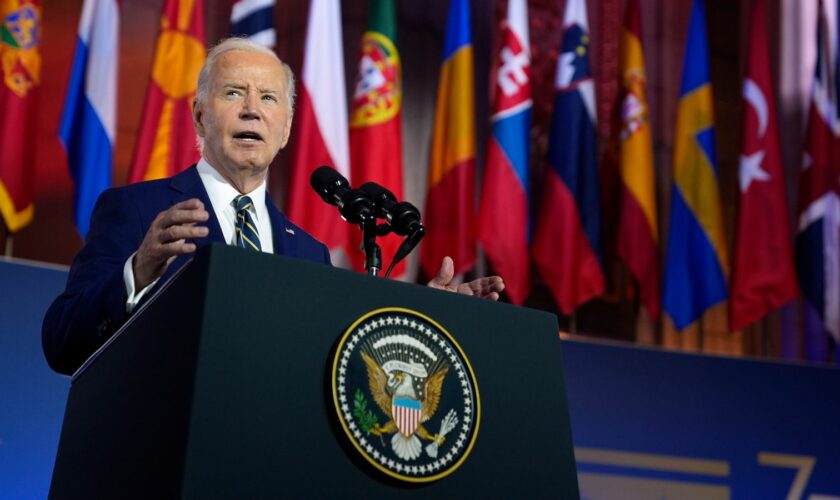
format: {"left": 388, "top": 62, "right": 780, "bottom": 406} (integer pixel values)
{"left": 333, "top": 310, "right": 479, "bottom": 479}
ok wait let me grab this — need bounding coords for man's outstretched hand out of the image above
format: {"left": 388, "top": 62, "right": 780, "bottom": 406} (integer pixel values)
{"left": 427, "top": 256, "right": 505, "bottom": 301}
{"left": 133, "top": 199, "right": 210, "bottom": 291}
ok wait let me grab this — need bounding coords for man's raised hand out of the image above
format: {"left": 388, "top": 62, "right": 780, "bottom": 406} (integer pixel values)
{"left": 427, "top": 256, "right": 505, "bottom": 301}
{"left": 133, "top": 199, "right": 210, "bottom": 290}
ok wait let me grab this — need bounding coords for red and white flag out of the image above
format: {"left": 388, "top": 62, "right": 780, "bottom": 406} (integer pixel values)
{"left": 286, "top": 0, "right": 351, "bottom": 266}
{"left": 730, "top": 0, "right": 797, "bottom": 331}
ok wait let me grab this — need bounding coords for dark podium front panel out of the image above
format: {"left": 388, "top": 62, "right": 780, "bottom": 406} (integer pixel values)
{"left": 50, "top": 244, "right": 578, "bottom": 498}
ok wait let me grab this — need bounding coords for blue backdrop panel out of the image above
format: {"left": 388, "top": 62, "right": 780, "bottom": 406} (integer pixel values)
{"left": 0, "top": 259, "right": 69, "bottom": 499}
{"left": 562, "top": 339, "right": 840, "bottom": 499}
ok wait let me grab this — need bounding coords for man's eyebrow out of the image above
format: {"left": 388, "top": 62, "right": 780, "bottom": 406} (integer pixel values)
{"left": 221, "top": 83, "right": 279, "bottom": 94}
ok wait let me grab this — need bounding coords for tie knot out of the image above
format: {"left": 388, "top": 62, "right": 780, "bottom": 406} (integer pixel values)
{"left": 234, "top": 194, "right": 254, "bottom": 212}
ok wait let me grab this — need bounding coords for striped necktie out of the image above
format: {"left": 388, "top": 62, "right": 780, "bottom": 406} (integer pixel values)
{"left": 234, "top": 194, "right": 261, "bottom": 251}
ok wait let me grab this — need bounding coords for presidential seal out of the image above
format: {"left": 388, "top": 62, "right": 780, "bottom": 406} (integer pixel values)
{"left": 332, "top": 307, "right": 480, "bottom": 483}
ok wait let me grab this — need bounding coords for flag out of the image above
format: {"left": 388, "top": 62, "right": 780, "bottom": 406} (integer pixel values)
{"left": 796, "top": 0, "right": 840, "bottom": 344}
{"left": 128, "top": 0, "right": 204, "bottom": 183}
{"left": 59, "top": 0, "right": 118, "bottom": 237}
{"left": 730, "top": 0, "right": 797, "bottom": 331}
{"left": 0, "top": 0, "right": 40, "bottom": 232}
{"left": 662, "top": 0, "right": 728, "bottom": 330}
{"left": 615, "top": 0, "right": 659, "bottom": 320}
{"left": 478, "top": 0, "right": 531, "bottom": 304}
{"left": 287, "top": 0, "right": 351, "bottom": 265}
{"left": 230, "top": 0, "right": 275, "bottom": 48}
{"left": 532, "top": 0, "right": 604, "bottom": 314}
{"left": 421, "top": 0, "right": 476, "bottom": 278}
{"left": 349, "top": 0, "right": 405, "bottom": 277}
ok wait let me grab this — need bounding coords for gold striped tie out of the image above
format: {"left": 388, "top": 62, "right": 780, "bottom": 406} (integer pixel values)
{"left": 234, "top": 195, "right": 261, "bottom": 251}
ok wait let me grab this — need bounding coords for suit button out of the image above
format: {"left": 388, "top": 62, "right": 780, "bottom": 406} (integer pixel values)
{"left": 97, "top": 319, "right": 111, "bottom": 337}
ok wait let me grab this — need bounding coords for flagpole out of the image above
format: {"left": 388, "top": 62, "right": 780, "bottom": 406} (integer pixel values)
{"left": 697, "top": 314, "right": 705, "bottom": 351}
{"left": 570, "top": 310, "right": 578, "bottom": 336}
{"left": 4, "top": 233, "right": 12, "bottom": 257}
{"left": 761, "top": 315, "right": 771, "bottom": 357}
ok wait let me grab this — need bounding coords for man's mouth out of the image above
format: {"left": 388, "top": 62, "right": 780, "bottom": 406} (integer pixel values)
{"left": 233, "top": 131, "right": 263, "bottom": 142}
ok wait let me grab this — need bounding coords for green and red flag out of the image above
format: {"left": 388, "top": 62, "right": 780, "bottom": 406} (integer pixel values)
{"left": 349, "top": 0, "right": 405, "bottom": 277}
{"left": 0, "top": 0, "right": 40, "bottom": 232}
{"left": 128, "top": 0, "right": 204, "bottom": 183}
{"left": 421, "top": 0, "right": 476, "bottom": 278}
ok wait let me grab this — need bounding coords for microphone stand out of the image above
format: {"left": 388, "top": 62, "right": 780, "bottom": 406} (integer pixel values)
{"left": 361, "top": 215, "right": 382, "bottom": 276}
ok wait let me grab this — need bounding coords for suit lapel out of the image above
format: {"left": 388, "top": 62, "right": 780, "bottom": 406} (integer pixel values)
{"left": 266, "top": 194, "right": 293, "bottom": 257}
{"left": 168, "top": 166, "right": 226, "bottom": 247}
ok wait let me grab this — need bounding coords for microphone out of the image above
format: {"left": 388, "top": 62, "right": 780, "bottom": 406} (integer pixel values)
{"left": 358, "top": 182, "right": 423, "bottom": 236}
{"left": 310, "top": 166, "right": 374, "bottom": 224}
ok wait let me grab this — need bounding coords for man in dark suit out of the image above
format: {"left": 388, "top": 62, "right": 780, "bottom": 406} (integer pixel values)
{"left": 43, "top": 38, "right": 503, "bottom": 375}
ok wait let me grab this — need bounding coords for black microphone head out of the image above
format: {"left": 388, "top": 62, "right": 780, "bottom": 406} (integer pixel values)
{"left": 310, "top": 166, "right": 349, "bottom": 205}
{"left": 359, "top": 182, "right": 397, "bottom": 202}
{"left": 391, "top": 201, "right": 422, "bottom": 236}
{"left": 359, "top": 182, "right": 398, "bottom": 220}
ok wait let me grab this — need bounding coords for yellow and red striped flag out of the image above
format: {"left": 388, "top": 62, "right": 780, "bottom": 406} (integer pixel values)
{"left": 616, "top": 0, "right": 660, "bottom": 320}
{"left": 421, "top": 0, "right": 476, "bottom": 278}
{"left": 0, "top": 0, "right": 40, "bottom": 232}
{"left": 128, "top": 0, "right": 204, "bottom": 182}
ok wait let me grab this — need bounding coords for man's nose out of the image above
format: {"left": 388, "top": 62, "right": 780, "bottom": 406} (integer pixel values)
{"left": 239, "top": 93, "right": 260, "bottom": 119}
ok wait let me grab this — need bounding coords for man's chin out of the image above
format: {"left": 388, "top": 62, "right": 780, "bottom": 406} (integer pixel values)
{"left": 227, "top": 153, "right": 273, "bottom": 172}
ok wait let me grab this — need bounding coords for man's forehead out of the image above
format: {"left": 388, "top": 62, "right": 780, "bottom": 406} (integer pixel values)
{"left": 212, "top": 51, "right": 286, "bottom": 84}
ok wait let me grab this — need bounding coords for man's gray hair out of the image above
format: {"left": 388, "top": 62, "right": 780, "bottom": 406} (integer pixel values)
{"left": 195, "top": 37, "right": 297, "bottom": 111}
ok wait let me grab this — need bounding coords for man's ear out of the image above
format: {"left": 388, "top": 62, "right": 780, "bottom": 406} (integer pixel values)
{"left": 192, "top": 99, "right": 205, "bottom": 138}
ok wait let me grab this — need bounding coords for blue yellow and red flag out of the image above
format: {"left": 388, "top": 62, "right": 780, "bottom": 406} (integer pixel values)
{"left": 421, "top": 0, "right": 476, "bottom": 278}
{"left": 532, "top": 0, "right": 604, "bottom": 314}
{"left": 662, "top": 0, "right": 728, "bottom": 330}
{"left": 478, "top": 0, "right": 531, "bottom": 304}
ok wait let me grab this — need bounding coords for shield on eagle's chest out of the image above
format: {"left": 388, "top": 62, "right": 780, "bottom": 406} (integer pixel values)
{"left": 391, "top": 397, "right": 422, "bottom": 436}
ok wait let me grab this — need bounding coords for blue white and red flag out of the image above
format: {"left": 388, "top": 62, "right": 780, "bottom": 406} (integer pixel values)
{"left": 532, "top": 0, "right": 604, "bottom": 314}
{"left": 230, "top": 0, "right": 275, "bottom": 47}
{"left": 796, "top": 0, "right": 840, "bottom": 351}
{"left": 59, "top": 0, "right": 119, "bottom": 236}
{"left": 477, "top": 0, "right": 531, "bottom": 304}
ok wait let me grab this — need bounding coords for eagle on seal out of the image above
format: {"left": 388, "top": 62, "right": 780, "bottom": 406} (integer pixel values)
{"left": 361, "top": 351, "right": 448, "bottom": 460}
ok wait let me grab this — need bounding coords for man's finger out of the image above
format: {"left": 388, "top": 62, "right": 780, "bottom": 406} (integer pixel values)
{"left": 158, "top": 239, "right": 198, "bottom": 257}
{"left": 172, "top": 198, "right": 204, "bottom": 211}
{"left": 160, "top": 224, "right": 209, "bottom": 243}
{"left": 158, "top": 206, "right": 210, "bottom": 228}
{"left": 429, "top": 256, "right": 455, "bottom": 287}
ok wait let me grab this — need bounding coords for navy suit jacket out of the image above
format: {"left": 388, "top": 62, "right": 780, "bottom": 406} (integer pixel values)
{"left": 43, "top": 166, "right": 331, "bottom": 375}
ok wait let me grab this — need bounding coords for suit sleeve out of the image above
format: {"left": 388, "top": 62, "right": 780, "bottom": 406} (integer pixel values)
{"left": 42, "top": 188, "right": 146, "bottom": 375}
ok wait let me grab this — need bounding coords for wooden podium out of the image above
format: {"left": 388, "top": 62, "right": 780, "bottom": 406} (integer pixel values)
{"left": 50, "top": 244, "right": 579, "bottom": 498}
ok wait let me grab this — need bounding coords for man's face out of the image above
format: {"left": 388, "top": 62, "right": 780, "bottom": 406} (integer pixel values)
{"left": 193, "top": 50, "right": 292, "bottom": 182}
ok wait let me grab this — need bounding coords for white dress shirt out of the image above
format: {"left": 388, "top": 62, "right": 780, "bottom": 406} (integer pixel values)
{"left": 123, "top": 158, "right": 275, "bottom": 312}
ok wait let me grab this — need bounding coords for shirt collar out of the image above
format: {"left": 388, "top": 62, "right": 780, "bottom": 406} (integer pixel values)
{"left": 196, "top": 158, "right": 267, "bottom": 218}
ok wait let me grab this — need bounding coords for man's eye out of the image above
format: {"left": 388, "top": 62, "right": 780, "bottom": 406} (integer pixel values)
{"left": 262, "top": 95, "right": 277, "bottom": 102}
{"left": 226, "top": 90, "right": 241, "bottom": 97}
